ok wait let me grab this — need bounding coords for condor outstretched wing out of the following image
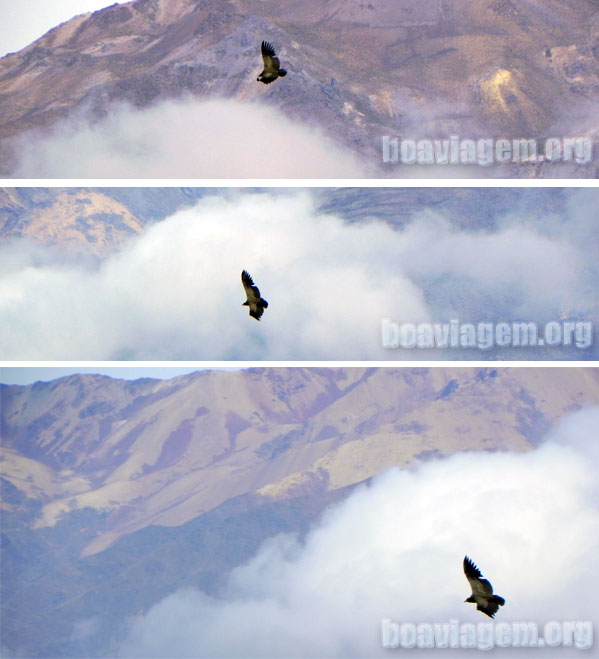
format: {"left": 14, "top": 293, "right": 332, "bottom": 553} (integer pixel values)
{"left": 262, "top": 41, "right": 280, "bottom": 69}
{"left": 241, "top": 270, "right": 268, "bottom": 321}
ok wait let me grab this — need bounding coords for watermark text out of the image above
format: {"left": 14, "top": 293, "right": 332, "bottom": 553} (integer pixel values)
{"left": 381, "top": 618, "right": 593, "bottom": 650}
{"left": 381, "top": 319, "right": 593, "bottom": 350}
{"left": 382, "top": 135, "right": 594, "bottom": 166}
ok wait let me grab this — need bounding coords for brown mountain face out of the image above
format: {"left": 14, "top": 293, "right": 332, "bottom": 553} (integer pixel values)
{"left": 0, "top": 187, "right": 207, "bottom": 257}
{"left": 0, "top": 188, "right": 144, "bottom": 258}
{"left": 0, "top": 0, "right": 597, "bottom": 176}
{"left": 2, "top": 366, "right": 599, "bottom": 657}
{"left": 3, "top": 367, "right": 598, "bottom": 557}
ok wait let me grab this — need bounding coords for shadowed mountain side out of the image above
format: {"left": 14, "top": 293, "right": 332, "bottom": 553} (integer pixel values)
{"left": 0, "top": 487, "right": 351, "bottom": 659}
{"left": 0, "top": 0, "right": 597, "bottom": 176}
{"left": 312, "top": 187, "right": 570, "bottom": 230}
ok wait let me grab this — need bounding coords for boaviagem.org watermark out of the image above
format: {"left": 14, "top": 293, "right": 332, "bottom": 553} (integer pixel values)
{"left": 381, "top": 135, "right": 594, "bottom": 166}
{"left": 381, "top": 319, "right": 593, "bottom": 350}
{"left": 381, "top": 618, "right": 593, "bottom": 650}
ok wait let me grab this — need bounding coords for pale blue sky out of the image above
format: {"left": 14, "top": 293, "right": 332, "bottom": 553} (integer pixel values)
{"left": 0, "top": 366, "right": 242, "bottom": 386}
{"left": 1, "top": 1, "right": 124, "bottom": 57}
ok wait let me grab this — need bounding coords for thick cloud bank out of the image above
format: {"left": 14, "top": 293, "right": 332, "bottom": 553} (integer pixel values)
{"left": 9, "top": 97, "right": 367, "bottom": 178}
{"left": 120, "top": 407, "right": 599, "bottom": 658}
{"left": 0, "top": 190, "right": 595, "bottom": 360}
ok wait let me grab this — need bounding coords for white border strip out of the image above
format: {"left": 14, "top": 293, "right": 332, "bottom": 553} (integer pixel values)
{"left": 4, "top": 179, "right": 599, "bottom": 188}
{"left": 1, "top": 360, "right": 594, "bottom": 369}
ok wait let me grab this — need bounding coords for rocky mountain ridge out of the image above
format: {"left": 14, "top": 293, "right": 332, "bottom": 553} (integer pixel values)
{"left": 1, "top": 0, "right": 597, "bottom": 176}
{"left": 3, "top": 367, "right": 598, "bottom": 556}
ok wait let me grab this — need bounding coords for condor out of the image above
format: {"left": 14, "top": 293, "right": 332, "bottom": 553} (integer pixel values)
{"left": 257, "top": 41, "right": 287, "bottom": 84}
{"left": 463, "top": 556, "right": 505, "bottom": 618}
{"left": 241, "top": 270, "right": 268, "bottom": 321}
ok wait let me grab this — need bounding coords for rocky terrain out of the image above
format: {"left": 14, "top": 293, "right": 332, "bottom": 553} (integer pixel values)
{"left": 0, "top": 187, "right": 206, "bottom": 257}
{"left": 1, "top": 366, "right": 598, "bottom": 656}
{"left": 1, "top": 0, "right": 597, "bottom": 176}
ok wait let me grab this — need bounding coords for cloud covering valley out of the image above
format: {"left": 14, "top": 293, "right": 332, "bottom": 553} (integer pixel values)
{"left": 0, "top": 189, "right": 596, "bottom": 360}
{"left": 119, "top": 406, "right": 599, "bottom": 657}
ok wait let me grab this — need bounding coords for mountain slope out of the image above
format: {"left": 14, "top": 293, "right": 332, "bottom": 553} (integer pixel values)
{"left": 0, "top": 187, "right": 209, "bottom": 257}
{"left": 1, "top": 0, "right": 597, "bottom": 176}
{"left": 3, "top": 367, "right": 598, "bottom": 557}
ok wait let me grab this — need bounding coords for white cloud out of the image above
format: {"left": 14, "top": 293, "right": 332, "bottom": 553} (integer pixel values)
{"left": 394, "top": 211, "right": 584, "bottom": 318}
{"left": 1, "top": 1, "right": 123, "bottom": 57}
{"left": 0, "top": 191, "right": 425, "bottom": 360}
{"left": 119, "top": 407, "right": 599, "bottom": 658}
{"left": 0, "top": 190, "right": 594, "bottom": 360}
{"left": 9, "top": 97, "right": 368, "bottom": 178}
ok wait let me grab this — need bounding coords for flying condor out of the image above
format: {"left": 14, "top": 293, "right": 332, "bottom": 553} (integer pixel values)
{"left": 241, "top": 270, "right": 268, "bottom": 321}
{"left": 463, "top": 556, "right": 505, "bottom": 618}
{"left": 257, "top": 41, "right": 287, "bottom": 84}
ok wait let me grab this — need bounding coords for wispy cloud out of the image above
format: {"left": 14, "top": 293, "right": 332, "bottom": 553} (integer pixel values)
{"left": 9, "top": 98, "right": 368, "bottom": 178}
